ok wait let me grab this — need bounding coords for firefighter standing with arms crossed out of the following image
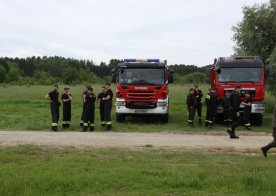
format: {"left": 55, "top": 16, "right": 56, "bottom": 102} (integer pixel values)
{"left": 82, "top": 87, "right": 96, "bottom": 132}
{"left": 102, "top": 83, "right": 113, "bottom": 130}
{"left": 187, "top": 88, "right": 196, "bottom": 126}
{"left": 205, "top": 87, "right": 218, "bottom": 129}
{"left": 45, "top": 84, "right": 60, "bottom": 131}
{"left": 61, "top": 87, "right": 72, "bottom": 129}
{"left": 97, "top": 86, "right": 106, "bottom": 127}
{"left": 261, "top": 105, "right": 276, "bottom": 157}
{"left": 194, "top": 84, "right": 203, "bottom": 126}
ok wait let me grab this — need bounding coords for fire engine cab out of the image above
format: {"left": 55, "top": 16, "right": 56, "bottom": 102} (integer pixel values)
{"left": 207, "top": 56, "right": 265, "bottom": 125}
{"left": 112, "top": 59, "right": 174, "bottom": 123}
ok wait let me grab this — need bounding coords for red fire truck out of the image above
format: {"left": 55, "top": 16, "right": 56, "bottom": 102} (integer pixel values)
{"left": 112, "top": 59, "right": 174, "bottom": 123}
{"left": 207, "top": 56, "right": 265, "bottom": 125}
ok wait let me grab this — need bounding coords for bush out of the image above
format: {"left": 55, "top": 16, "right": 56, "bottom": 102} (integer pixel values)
{"left": 174, "top": 72, "right": 206, "bottom": 84}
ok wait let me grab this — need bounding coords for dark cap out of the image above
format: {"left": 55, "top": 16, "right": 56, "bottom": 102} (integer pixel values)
{"left": 189, "top": 88, "right": 194, "bottom": 91}
{"left": 53, "top": 84, "right": 59, "bottom": 88}
{"left": 64, "top": 87, "right": 70, "bottom": 90}
{"left": 244, "top": 91, "right": 250, "bottom": 95}
{"left": 235, "top": 85, "right": 241, "bottom": 89}
{"left": 87, "top": 87, "right": 93, "bottom": 91}
{"left": 105, "top": 82, "right": 111, "bottom": 86}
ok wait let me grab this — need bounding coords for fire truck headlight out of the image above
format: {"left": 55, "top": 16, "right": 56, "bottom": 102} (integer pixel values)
{"left": 116, "top": 101, "right": 125, "bottom": 106}
{"left": 157, "top": 101, "right": 168, "bottom": 107}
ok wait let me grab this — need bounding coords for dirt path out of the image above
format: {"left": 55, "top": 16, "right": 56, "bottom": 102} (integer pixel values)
{"left": 0, "top": 131, "right": 272, "bottom": 152}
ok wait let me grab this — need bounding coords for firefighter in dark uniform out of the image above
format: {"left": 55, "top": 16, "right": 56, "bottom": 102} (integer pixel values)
{"left": 102, "top": 83, "right": 113, "bottom": 130}
{"left": 205, "top": 87, "right": 218, "bottom": 129}
{"left": 97, "top": 86, "right": 106, "bottom": 127}
{"left": 194, "top": 84, "right": 203, "bottom": 126}
{"left": 61, "top": 87, "right": 72, "bottom": 128}
{"left": 222, "top": 91, "right": 231, "bottom": 126}
{"left": 187, "top": 88, "right": 196, "bottom": 126}
{"left": 261, "top": 105, "right": 276, "bottom": 157}
{"left": 242, "top": 91, "right": 252, "bottom": 130}
{"left": 226, "top": 85, "right": 241, "bottom": 139}
{"left": 80, "top": 85, "right": 90, "bottom": 127}
{"left": 83, "top": 87, "right": 96, "bottom": 132}
{"left": 45, "top": 84, "right": 60, "bottom": 131}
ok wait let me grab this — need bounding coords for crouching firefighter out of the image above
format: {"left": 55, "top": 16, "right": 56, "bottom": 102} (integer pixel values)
{"left": 205, "top": 87, "right": 218, "bottom": 129}
{"left": 186, "top": 88, "right": 196, "bottom": 126}
{"left": 82, "top": 87, "right": 96, "bottom": 132}
{"left": 102, "top": 83, "right": 113, "bottom": 130}
{"left": 45, "top": 84, "right": 60, "bottom": 131}
{"left": 61, "top": 87, "right": 72, "bottom": 128}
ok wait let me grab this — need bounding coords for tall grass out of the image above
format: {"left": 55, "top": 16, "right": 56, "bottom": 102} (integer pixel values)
{"left": 0, "top": 84, "right": 275, "bottom": 132}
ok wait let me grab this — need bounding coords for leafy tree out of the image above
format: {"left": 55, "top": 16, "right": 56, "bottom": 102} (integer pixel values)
{"left": 62, "top": 67, "right": 78, "bottom": 84}
{"left": 0, "top": 64, "right": 6, "bottom": 83}
{"left": 232, "top": 1, "right": 276, "bottom": 64}
{"left": 6, "top": 62, "right": 21, "bottom": 83}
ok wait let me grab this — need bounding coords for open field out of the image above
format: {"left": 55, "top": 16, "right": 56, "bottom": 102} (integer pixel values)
{"left": 0, "top": 145, "right": 275, "bottom": 195}
{"left": 0, "top": 84, "right": 275, "bottom": 132}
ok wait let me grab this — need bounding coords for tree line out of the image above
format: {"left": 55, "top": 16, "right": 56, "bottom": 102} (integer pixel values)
{"left": 0, "top": 56, "right": 210, "bottom": 85}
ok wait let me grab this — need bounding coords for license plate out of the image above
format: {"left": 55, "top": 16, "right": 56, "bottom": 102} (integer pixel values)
{"left": 135, "top": 109, "right": 147, "bottom": 113}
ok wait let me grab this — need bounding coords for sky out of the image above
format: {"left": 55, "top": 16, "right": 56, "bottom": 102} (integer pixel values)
{"left": 0, "top": 0, "right": 269, "bottom": 66}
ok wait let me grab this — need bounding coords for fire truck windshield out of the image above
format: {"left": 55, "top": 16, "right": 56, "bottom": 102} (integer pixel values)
{"left": 119, "top": 68, "right": 165, "bottom": 85}
{"left": 218, "top": 67, "right": 262, "bottom": 83}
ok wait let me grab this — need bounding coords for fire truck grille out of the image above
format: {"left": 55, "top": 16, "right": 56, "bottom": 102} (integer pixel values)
{"left": 127, "top": 91, "right": 155, "bottom": 100}
{"left": 126, "top": 102, "right": 157, "bottom": 109}
{"left": 224, "top": 89, "right": 256, "bottom": 97}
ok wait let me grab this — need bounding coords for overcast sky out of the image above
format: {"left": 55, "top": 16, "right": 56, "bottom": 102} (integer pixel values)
{"left": 0, "top": 0, "right": 269, "bottom": 66}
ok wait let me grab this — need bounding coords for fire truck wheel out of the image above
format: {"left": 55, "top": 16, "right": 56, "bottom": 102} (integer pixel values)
{"left": 116, "top": 113, "right": 126, "bottom": 123}
{"left": 161, "top": 114, "right": 169, "bottom": 123}
{"left": 254, "top": 114, "right": 263, "bottom": 126}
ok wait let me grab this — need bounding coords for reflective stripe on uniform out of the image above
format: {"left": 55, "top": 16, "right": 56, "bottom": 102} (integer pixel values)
{"left": 51, "top": 123, "right": 58, "bottom": 126}
{"left": 101, "top": 121, "right": 106, "bottom": 125}
{"left": 83, "top": 123, "right": 88, "bottom": 126}
{"left": 188, "top": 120, "right": 193, "bottom": 122}
{"left": 206, "top": 95, "right": 211, "bottom": 99}
{"left": 106, "top": 121, "right": 112, "bottom": 125}
{"left": 90, "top": 123, "right": 94, "bottom": 126}
{"left": 244, "top": 123, "right": 251, "bottom": 126}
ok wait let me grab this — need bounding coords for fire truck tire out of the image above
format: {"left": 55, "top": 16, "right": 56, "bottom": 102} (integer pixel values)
{"left": 161, "top": 114, "right": 169, "bottom": 123}
{"left": 116, "top": 113, "right": 126, "bottom": 123}
{"left": 254, "top": 114, "right": 263, "bottom": 126}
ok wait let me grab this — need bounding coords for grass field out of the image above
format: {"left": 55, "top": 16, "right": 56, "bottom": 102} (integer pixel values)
{"left": 0, "top": 145, "right": 275, "bottom": 195}
{"left": 0, "top": 84, "right": 275, "bottom": 132}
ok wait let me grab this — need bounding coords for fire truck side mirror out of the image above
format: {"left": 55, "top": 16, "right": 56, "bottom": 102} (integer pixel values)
{"left": 169, "top": 69, "right": 174, "bottom": 83}
{"left": 111, "top": 69, "right": 116, "bottom": 83}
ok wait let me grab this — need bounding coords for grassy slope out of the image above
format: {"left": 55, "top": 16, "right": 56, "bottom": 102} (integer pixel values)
{"left": 0, "top": 84, "right": 275, "bottom": 132}
{"left": 0, "top": 145, "right": 275, "bottom": 196}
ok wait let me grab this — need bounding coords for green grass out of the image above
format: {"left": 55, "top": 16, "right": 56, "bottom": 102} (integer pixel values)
{"left": 0, "top": 145, "right": 275, "bottom": 195}
{"left": 0, "top": 84, "right": 275, "bottom": 132}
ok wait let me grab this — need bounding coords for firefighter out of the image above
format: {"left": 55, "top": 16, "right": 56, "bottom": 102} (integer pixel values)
{"left": 187, "top": 88, "right": 196, "bottom": 126}
{"left": 205, "top": 87, "right": 218, "bottom": 129}
{"left": 80, "top": 85, "right": 90, "bottom": 127}
{"left": 222, "top": 91, "right": 231, "bottom": 126}
{"left": 242, "top": 91, "right": 252, "bottom": 130}
{"left": 61, "top": 87, "right": 72, "bottom": 128}
{"left": 194, "top": 84, "right": 203, "bottom": 126}
{"left": 227, "top": 85, "right": 241, "bottom": 139}
{"left": 45, "top": 84, "right": 60, "bottom": 131}
{"left": 261, "top": 105, "right": 276, "bottom": 157}
{"left": 82, "top": 87, "right": 96, "bottom": 132}
{"left": 97, "top": 86, "right": 106, "bottom": 127}
{"left": 102, "top": 83, "right": 113, "bottom": 130}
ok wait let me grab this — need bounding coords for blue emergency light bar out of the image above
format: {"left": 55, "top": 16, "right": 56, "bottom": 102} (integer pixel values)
{"left": 124, "top": 59, "right": 160, "bottom": 63}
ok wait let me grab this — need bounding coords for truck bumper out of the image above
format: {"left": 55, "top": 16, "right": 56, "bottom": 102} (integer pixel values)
{"left": 217, "top": 101, "right": 265, "bottom": 114}
{"left": 115, "top": 98, "right": 168, "bottom": 115}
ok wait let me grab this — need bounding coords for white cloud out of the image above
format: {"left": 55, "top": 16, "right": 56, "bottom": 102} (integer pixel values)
{"left": 0, "top": 0, "right": 269, "bottom": 65}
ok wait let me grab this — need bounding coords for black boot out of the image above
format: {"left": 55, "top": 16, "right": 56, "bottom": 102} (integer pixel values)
{"left": 106, "top": 124, "right": 112, "bottom": 131}
{"left": 199, "top": 118, "right": 202, "bottom": 126}
{"left": 82, "top": 126, "right": 88, "bottom": 132}
{"left": 205, "top": 121, "right": 208, "bottom": 128}
{"left": 51, "top": 126, "right": 58, "bottom": 131}
{"left": 227, "top": 128, "right": 239, "bottom": 139}
{"left": 62, "top": 124, "right": 66, "bottom": 129}
{"left": 80, "top": 122, "right": 83, "bottom": 127}
{"left": 90, "top": 126, "right": 94, "bottom": 132}
{"left": 245, "top": 126, "right": 251, "bottom": 131}
{"left": 66, "top": 124, "right": 70, "bottom": 128}
{"left": 261, "top": 144, "right": 273, "bottom": 157}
